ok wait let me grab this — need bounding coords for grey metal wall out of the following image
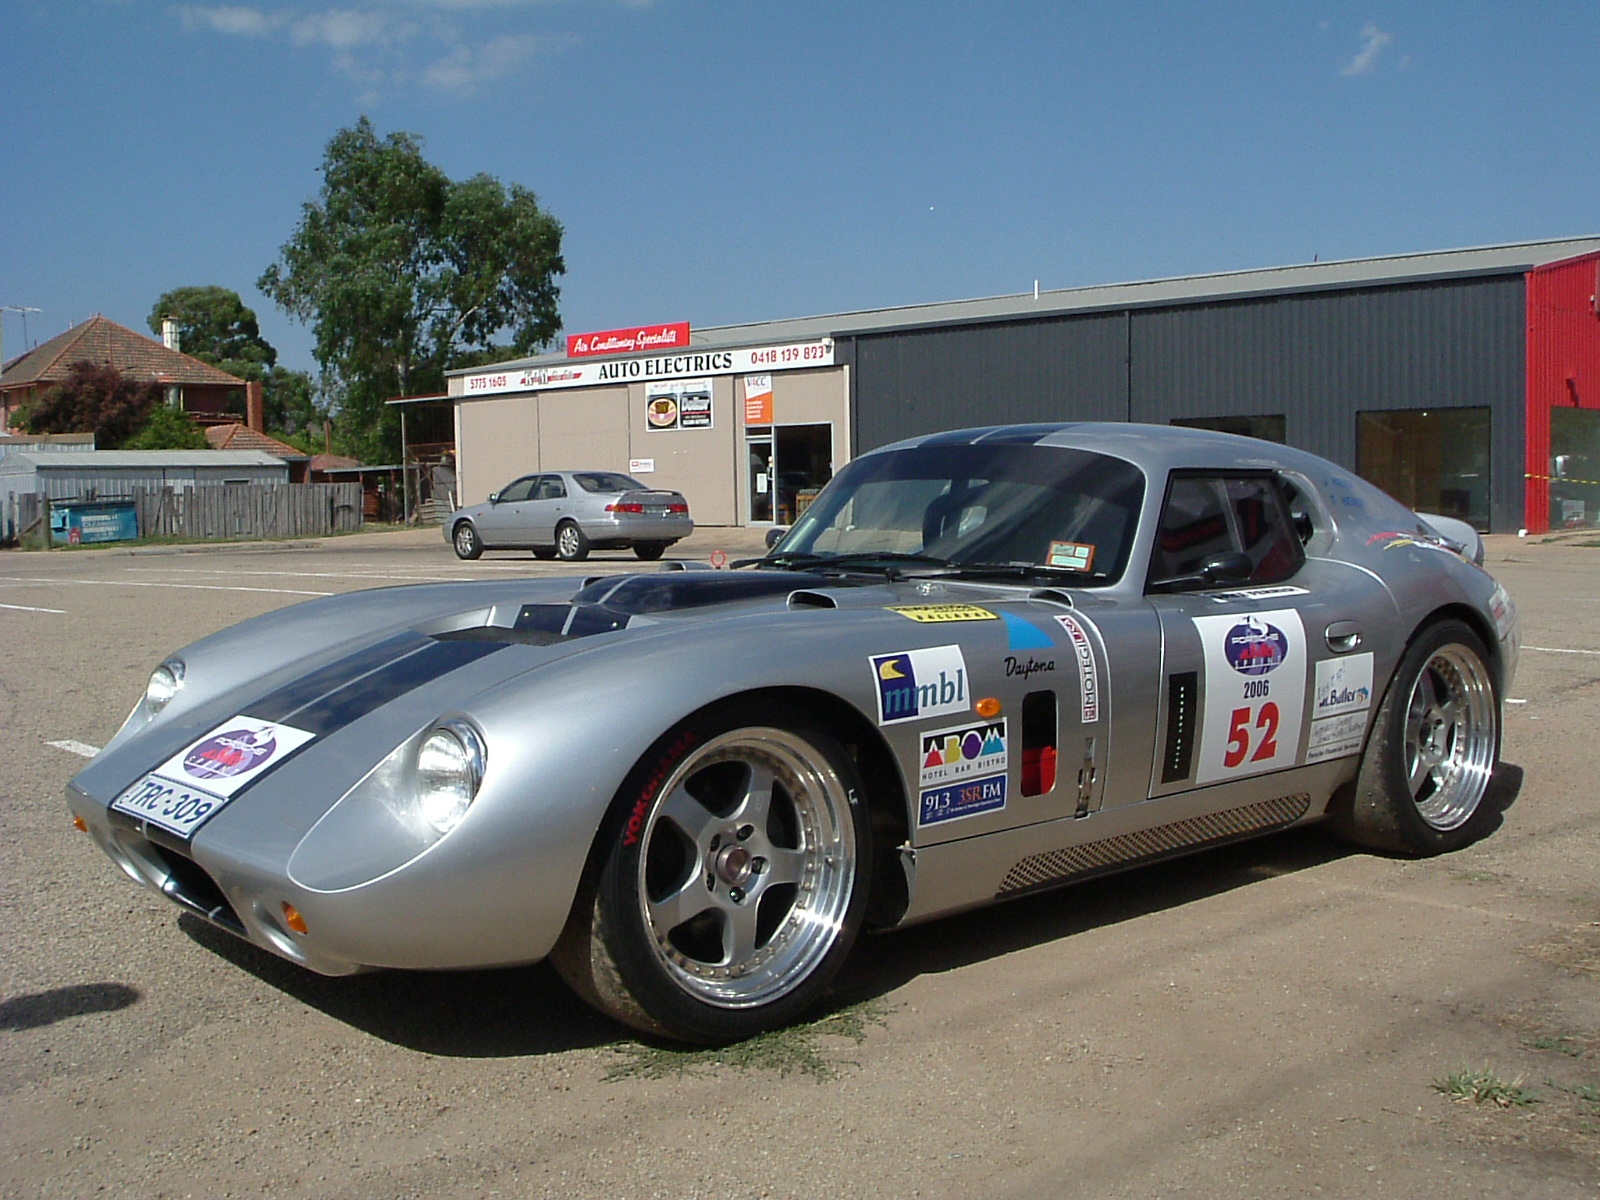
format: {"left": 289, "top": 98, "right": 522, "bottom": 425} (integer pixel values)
{"left": 849, "top": 274, "right": 1528, "bottom": 530}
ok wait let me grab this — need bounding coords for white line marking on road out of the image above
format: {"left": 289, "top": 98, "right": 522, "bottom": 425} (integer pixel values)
{"left": 1506, "top": 698, "right": 1527, "bottom": 704}
{"left": 1523, "top": 645, "right": 1600, "bottom": 656}
{"left": 0, "top": 601, "right": 67, "bottom": 613}
{"left": 123, "top": 567, "right": 475, "bottom": 582}
{"left": 48, "top": 740, "right": 101, "bottom": 757}
{"left": 0, "top": 577, "right": 333, "bottom": 597}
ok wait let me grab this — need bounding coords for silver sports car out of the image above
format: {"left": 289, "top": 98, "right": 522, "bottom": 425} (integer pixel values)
{"left": 68, "top": 423, "right": 1519, "bottom": 1043}
{"left": 446, "top": 470, "right": 693, "bottom": 561}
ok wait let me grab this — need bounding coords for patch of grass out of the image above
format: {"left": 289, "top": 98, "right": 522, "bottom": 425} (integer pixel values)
{"left": 1525, "top": 1035, "right": 1584, "bottom": 1058}
{"left": 1433, "top": 1067, "right": 1540, "bottom": 1108}
{"left": 602, "top": 999, "right": 894, "bottom": 1083}
{"left": 1546, "top": 1080, "right": 1600, "bottom": 1106}
{"left": 1530, "top": 925, "right": 1600, "bottom": 980}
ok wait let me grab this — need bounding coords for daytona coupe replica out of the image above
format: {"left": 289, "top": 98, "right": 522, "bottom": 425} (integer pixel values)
{"left": 68, "top": 423, "right": 1520, "bottom": 1043}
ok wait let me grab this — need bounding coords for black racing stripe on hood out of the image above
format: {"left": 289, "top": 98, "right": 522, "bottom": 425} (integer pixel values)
{"left": 245, "top": 631, "right": 431, "bottom": 722}
{"left": 244, "top": 636, "right": 507, "bottom": 737}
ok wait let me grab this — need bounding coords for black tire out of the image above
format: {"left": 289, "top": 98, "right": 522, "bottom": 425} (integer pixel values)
{"left": 555, "top": 521, "right": 590, "bottom": 562}
{"left": 452, "top": 522, "right": 483, "bottom": 560}
{"left": 632, "top": 541, "right": 667, "bottom": 561}
{"left": 1329, "top": 619, "right": 1500, "bottom": 856}
{"left": 550, "top": 702, "right": 873, "bottom": 1043}
{"left": 532, "top": 547, "right": 557, "bottom": 560}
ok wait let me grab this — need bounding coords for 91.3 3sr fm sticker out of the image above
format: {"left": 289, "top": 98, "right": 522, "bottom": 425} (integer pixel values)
{"left": 1191, "top": 609, "right": 1307, "bottom": 784}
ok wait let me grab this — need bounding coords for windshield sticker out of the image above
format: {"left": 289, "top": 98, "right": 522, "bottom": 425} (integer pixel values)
{"left": 887, "top": 604, "right": 998, "bottom": 624}
{"left": 919, "top": 774, "right": 1007, "bottom": 826}
{"left": 1191, "top": 609, "right": 1307, "bottom": 784}
{"left": 1053, "top": 613, "right": 1102, "bottom": 724}
{"left": 1046, "top": 541, "right": 1095, "bottom": 571}
{"left": 1307, "top": 712, "right": 1367, "bottom": 762}
{"left": 871, "top": 645, "right": 970, "bottom": 725}
{"left": 153, "top": 718, "right": 316, "bottom": 798}
{"left": 1001, "top": 611, "right": 1054, "bottom": 650}
{"left": 1206, "top": 585, "right": 1310, "bottom": 603}
{"left": 1314, "top": 653, "right": 1374, "bottom": 718}
{"left": 919, "top": 719, "right": 1007, "bottom": 789}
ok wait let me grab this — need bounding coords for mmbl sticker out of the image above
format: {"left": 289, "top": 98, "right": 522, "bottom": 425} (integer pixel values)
{"left": 1191, "top": 609, "right": 1307, "bottom": 784}
{"left": 869, "top": 645, "right": 970, "bottom": 725}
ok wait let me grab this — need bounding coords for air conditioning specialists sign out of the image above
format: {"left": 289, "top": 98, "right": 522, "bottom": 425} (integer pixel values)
{"left": 566, "top": 321, "right": 690, "bottom": 359}
{"left": 460, "top": 340, "right": 834, "bottom": 397}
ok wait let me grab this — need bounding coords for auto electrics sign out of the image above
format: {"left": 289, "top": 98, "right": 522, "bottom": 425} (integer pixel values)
{"left": 460, "top": 340, "right": 834, "bottom": 397}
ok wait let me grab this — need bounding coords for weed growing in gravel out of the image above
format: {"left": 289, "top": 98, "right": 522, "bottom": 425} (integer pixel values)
{"left": 602, "top": 1000, "right": 894, "bottom": 1083}
{"left": 1524, "top": 1035, "right": 1584, "bottom": 1057}
{"left": 1545, "top": 1080, "right": 1600, "bottom": 1106}
{"left": 1433, "top": 1068, "right": 1540, "bottom": 1107}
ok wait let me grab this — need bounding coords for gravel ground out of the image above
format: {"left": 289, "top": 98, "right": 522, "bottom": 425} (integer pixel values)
{"left": 2, "top": 529, "right": 1597, "bottom": 1199}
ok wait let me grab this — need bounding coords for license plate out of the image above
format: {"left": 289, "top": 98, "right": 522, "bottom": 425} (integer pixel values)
{"left": 645, "top": 505, "right": 668, "bottom": 516}
{"left": 111, "top": 774, "right": 231, "bottom": 838}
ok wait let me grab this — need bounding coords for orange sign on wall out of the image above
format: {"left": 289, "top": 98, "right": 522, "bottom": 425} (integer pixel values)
{"left": 744, "top": 374, "right": 774, "bottom": 425}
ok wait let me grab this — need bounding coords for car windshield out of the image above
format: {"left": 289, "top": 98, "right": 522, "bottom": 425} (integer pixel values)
{"left": 572, "top": 472, "right": 647, "bottom": 494}
{"left": 768, "top": 442, "right": 1145, "bottom": 585}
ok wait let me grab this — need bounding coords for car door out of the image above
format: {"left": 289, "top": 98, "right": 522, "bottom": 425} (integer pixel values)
{"left": 476, "top": 476, "right": 537, "bottom": 546}
{"left": 1140, "top": 471, "right": 1398, "bottom": 802}
{"left": 525, "top": 474, "right": 570, "bottom": 544}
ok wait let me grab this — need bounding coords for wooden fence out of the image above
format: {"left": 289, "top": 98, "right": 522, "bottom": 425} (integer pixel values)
{"left": 2, "top": 483, "right": 363, "bottom": 546}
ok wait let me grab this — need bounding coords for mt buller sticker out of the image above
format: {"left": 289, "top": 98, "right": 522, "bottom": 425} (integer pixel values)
{"left": 870, "top": 645, "right": 970, "bottom": 725}
{"left": 154, "top": 717, "right": 317, "bottom": 798}
{"left": 1191, "top": 609, "right": 1307, "bottom": 784}
{"left": 1314, "top": 652, "right": 1373, "bottom": 718}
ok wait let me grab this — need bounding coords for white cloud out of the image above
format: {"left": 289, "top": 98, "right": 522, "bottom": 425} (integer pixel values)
{"left": 1341, "top": 23, "right": 1393, "bottom": 76}
{"left": 174, "top": 5, "right": 284, "bottom": 36}
{"left": 423, "top": 32, "right": 547, "bottom": 92}
{"left": 292, "top": 9, "right": 401, "bottom": 49}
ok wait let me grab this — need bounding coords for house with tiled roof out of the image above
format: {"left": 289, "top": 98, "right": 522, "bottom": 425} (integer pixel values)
{"left": 205, "top": 423, "right": 312, "bottom": 482}
{"left": 0, "top": 315, "right": 245, "bottom": 434}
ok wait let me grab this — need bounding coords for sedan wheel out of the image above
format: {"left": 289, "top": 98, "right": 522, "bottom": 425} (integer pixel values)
{"left": 1331, "top": 620, "right": 1499, "bottom": 855}
{"left": 552, "top": 704, "right": 871, "bottom": 1043}
{"left": 452, "top": 522, "right": 483, "bottom": 560}
{"left": 555, "top": 521, "right": 589, "bottom": 562}
{"left": 633, "top": 541, "right": 667, "bottom": 561}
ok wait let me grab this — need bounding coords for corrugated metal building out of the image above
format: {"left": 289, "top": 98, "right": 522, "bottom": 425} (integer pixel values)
{"left": 0, "top": 450, "right": 290, "bottom": 505}
{"left": 444, "top": 236, "right": 1600, "bottom": 533}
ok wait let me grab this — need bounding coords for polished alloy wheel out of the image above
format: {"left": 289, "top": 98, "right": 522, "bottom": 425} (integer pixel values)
{"left": 1404, "top": 643, "right": 1496, "bottom": 831}
{"left": 634, "top": 728, "right": 857, "bottom": 1009}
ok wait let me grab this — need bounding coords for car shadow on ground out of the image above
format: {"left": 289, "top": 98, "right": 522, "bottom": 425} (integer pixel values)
{"left": 178, "top": 763, "right": 1524, "bottom": 1058}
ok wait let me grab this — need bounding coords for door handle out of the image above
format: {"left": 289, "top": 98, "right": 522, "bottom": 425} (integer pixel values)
{"left": 1325, "top": 621, "right": 1363, "bottom": 653}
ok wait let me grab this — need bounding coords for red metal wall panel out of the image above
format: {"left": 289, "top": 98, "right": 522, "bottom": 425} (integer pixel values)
{"left": 1525, "top": 252, "right": 1600, "bottom": 532}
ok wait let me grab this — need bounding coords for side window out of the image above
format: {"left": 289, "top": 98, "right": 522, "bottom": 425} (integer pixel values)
{"left": 498, "top": 477, "right": 535, "bottom": 503}
{"left": 1150, "top": 474, "right": 1304, "bottom": 587}
{"left": 535, "top": 475, "right": 568, "bottom": 501}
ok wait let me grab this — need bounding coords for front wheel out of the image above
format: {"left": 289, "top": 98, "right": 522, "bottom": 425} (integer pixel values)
{"left": 555, "top": 521, "right": 589, "bottom": 562}
{"left": 551, "top": 704, "right": 872, "bottom": 1043}
{"left": 1330, "top": 619, "right": 1500, "bottom": 855}
{"left": 452, "top": 522, "right": 483, "bottom": 560}
{"left": 532, "top": 547, "right": 557, "bottom": 560}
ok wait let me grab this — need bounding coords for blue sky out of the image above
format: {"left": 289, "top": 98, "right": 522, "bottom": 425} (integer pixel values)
{"left": 3, "top": 1, "right": 1596, "bottom": 375}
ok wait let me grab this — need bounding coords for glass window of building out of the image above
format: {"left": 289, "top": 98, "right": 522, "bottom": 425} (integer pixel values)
{"left": 1357, "top": 408, "right": 1491, "bottom": 531}
{"left": 1550, "top": 407, "right": 1600, "bottom": 530}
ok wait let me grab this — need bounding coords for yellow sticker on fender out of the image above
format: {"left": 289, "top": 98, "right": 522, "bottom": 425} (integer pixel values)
{"left": 887, "top": 604, "right": 999, "bottom": 623}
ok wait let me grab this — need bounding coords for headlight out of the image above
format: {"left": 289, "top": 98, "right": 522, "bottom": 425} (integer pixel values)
{"left": 412, "top": 721, "right": 485, "bottom": 835}
{"left": 145, "top": 661, "right": 185, "bottom": 714}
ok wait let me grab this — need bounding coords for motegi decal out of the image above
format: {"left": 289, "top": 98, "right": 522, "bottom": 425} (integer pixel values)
{"left": 1053, "top": 613, "right": 1101, "bottom": 723}
{"left": 1191, "top": 609, "right": 1307, "bottom": 784}
{"left": 870, "top": 645, "right": 969, "bottom": 725}
{"left": 1306, "top": 652, "right": 1374, "bottom": 762}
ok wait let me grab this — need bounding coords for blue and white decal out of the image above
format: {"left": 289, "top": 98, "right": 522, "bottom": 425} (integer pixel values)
{"left": 870, "top": 645, "right": 969, "bottom": 725}
{"left": 1192, "top": 609, "right": 1307, "bottom": 784}
{"left": 919, "top": 774, "right": 1007, "bottom": 826}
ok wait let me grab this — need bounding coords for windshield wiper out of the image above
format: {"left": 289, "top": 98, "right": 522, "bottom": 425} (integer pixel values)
{"left": 935, "top": 561, "right": 1111, "bottom": 584}
{"left": 733, "top": 550, "right": 950, "bottom": 578}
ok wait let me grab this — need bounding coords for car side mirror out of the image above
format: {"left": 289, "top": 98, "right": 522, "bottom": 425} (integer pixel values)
{"left": 1148, "top": 550, "right": 1255, "bottom": 593}
{"left": 488, "top": 492, "right": 500, "bottom": 504}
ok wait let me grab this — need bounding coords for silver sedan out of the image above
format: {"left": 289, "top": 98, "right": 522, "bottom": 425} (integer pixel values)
{"left": 445, "top": 470, "right": 693, "bottom": 561}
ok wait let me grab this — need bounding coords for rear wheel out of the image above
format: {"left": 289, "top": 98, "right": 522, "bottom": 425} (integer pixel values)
{"left": 452, "top": 522, "right": 483, "bottom": 560}
{"left": 1330, "top": 619, "right": 1499, "bottom": 855}
{"left": 555, "top": 521, "right": 590, "bottom": 562}
{"left": 551, "top": 703, "right": 871, "bottom": 1043}
{"left": 633, "top": 541, "right": 668, "bottom": 561}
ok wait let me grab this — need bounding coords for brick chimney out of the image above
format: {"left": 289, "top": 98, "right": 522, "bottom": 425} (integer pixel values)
{"left": 246, "top": 381, "right": 265, "bottom": 432}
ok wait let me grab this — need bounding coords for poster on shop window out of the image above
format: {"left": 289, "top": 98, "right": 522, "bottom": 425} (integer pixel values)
{"left": 1191, "top": 609, "right": 1308, "bottom": 784}
{"left": 645, "top": 379, "right": 713, "bottom": 431}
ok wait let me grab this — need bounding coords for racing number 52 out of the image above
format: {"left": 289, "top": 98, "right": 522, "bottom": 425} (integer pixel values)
{"left": 1224, "top": 702, "right": 1280, "bottom": 768}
